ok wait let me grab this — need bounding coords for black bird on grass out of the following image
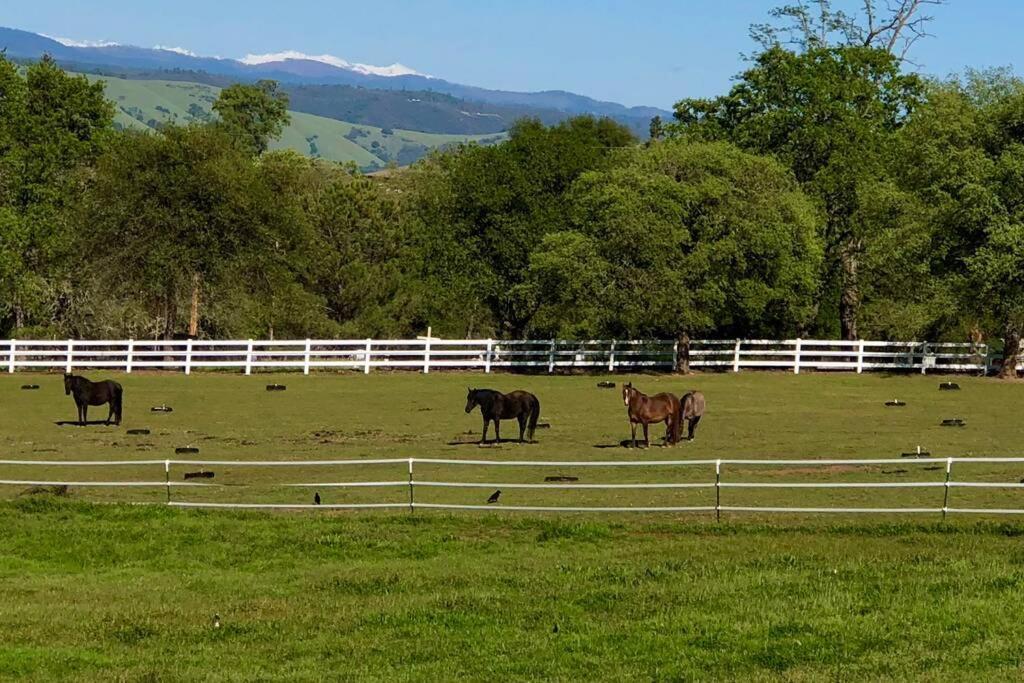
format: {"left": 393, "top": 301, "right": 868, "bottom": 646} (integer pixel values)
{"left": 314, "top": 492, "right": 321, "bottom": 505}
{"left": 486, "top": 490, "right": 501, "bottom": 504}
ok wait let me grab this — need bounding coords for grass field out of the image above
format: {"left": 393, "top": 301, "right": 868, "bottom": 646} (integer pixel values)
{"left": 3, "top": 370, "right": 1024, "bottom": 680}
{"left": 88, "top": 75, "right": 502, "bottom": 169}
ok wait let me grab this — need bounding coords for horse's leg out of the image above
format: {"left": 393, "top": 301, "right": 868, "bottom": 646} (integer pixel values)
{"left": 689, "top": 415, "right": 701, "bottom": 441}
{"left": 82, "top": 404, "right": 88, "bottom": 426}
{"left": 630, "top": 422, "right": 637, "bottom": 448}
{"left": 642, "top": 422, "right": 649, "bottom": 448}
{"left": 494, "top": 419, "right": 501, "bottom": 444}
{"left": 517, "top": 414, "right": 526, "bottom": 443}
{"left": 481, "top": 417, "right": 489, "bottom": 444}
{"left": 106, "top": 401, "right": 113, "bottom": 425}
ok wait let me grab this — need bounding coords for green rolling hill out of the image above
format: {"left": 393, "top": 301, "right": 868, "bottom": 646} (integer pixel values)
{"left": 87, "top": 74, "right": 505, "bottom": 170}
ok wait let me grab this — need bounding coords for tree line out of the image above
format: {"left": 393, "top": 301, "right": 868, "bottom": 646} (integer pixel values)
{"left": 3, "top": 1, "right": 1024, "bottom": 375}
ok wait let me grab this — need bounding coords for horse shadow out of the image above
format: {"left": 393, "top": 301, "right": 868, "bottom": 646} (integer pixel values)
{"left": 54, "top": 420, "right": 117, "bottom": 427}
{"left": 593, "top": 439, "right": 676, "bottom": 449}
{"left": 446, "top": 438, "right": 536, "bottom": 447}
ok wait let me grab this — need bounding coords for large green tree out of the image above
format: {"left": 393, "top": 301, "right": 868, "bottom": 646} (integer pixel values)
{"left": 406, "top": 116, "right": 636, "bottom": 337}
{"left": 0, "top": 55, "right": 113, "bottom": 335}
{"left": 670, "top": 45, "right": 923, "bottom": 339}
{"left": 894, "top": 71, "right": 1024, "bottom": 376}
{"left": 528, "top": 141, "right": 823, "bottom": 345}
{"left": 213, "top": 80, "right": 290, "bottom": 156}
{"left": 78, "top": 125, "right": 324, "bottom": 339}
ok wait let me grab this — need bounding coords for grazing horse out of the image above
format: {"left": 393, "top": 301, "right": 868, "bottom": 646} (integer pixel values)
{"left": 681, "top": 390, "right": 706, "bottom": 441}
{"left": 622, "top": 382, "right": 681, "bottom": 448}
{"left": 465, "top": 388, "right": 541, "bottom": 444}
{"left": 64, "top": 374, "right": 123, "bottom": 426}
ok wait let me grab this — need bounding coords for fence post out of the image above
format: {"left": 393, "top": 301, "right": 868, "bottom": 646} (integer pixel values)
{"left": 920, "top": 342, "right": 928, "bottom": 375}
{"left": 65, "top": 339, "right": 73, "bottom": 374}
{"left": 672, "top": 339, "right": 679, "bottom": 372}
{"left": 715, "top": 459, "right": 722, "bottom": 523}
{"left": 856, "top": 341, "right": 865, "bottom": 374}
{"left": 423, "top": 337, "right": 431, "bottom": 374}
{"left": 942, "top": 457, "right": 953, "bottom": 520}
{"left": 548, "top": 340, "right": 556, "bottom": 374}
{"left": 126, "top": 339, "right": 134, "bottom": 374}
{"left": 984, "top": 344, "right": 992, "bottom": 376}
{"left": 608, "top": 340, "right": 616, "bottom": 373}
{"left": 408, "top": 458, "right": 415, "bottom": 513}
{"left": 364, "top": 339, "right": 372, "bottom": 375}
{"left": 165, "top": 459, "right": 171, "bottom": 504}
{"left": 7, "top": 339, "right": 14, "bottom": 373}
{"left": 793, "top": 338, "right": 802, "bottom": 375}
{"left": 732, "top": 339, "right": 741, "bottom": 373}
{"left": 303, "top": 339, "right": 311, "bottom": 375}
{"left": 485, "top": 339, "right": 493, "bottom": 374}
{"left": 244, "top": 340, "right": 253, "bottom": 376}
{"left": 184, "top": 339, "right": 193, "bottom": 376}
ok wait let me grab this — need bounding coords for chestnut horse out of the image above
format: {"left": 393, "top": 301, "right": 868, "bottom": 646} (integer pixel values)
{"left": 622, "top": 382, "right": 681, "bottom": 448}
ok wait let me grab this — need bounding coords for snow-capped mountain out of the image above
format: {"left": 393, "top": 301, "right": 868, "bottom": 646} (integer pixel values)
{"left": 0, "top": 26, "right": 669, "bottom": 125}
{"left": 239, "top": 51, "right": 428, "bottom": 78}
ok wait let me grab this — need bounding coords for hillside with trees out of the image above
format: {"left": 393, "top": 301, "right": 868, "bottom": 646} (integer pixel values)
{"left": 6, "top": 1, "right": 1024, "bottom": 375}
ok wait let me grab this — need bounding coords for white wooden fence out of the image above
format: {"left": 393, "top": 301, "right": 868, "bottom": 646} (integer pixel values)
{"left": 0, "top": 338, "right": 999, "bottom": 374}
{"left": 4, "top": 456, "right": 1024, "bottom": 517}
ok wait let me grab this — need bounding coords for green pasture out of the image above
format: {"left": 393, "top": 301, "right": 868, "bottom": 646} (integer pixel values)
{"left": 4, "top": 371, "right": 1024, "bottom": 680}
{"left": 1, "top": 371, "right": 1023, "bottom": 513}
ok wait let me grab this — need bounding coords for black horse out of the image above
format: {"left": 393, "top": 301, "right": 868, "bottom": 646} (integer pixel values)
{"left": 465, "top": 388, "right": 541, "bottom": 444}
{"left": 64, "top": 374, "right": 123, "bottom": 426}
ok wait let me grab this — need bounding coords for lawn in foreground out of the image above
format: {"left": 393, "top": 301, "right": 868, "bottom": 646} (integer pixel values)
{"left": 2, "top": 499, "right": 1024, "bottom": 681}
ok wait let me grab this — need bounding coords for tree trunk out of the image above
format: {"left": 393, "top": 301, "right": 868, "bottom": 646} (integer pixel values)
{"left": 998, "top": 323, "right": 1021, "bottom": 379}
{"left": 676, "top": 332, "right": 690, "bottom": 374}
{"left": 13, "top": 301, "right": 24, "bottom": 332}
{"left": 188, "top": 272, "right": 201, "bottom": 337}
{"left": 162, "top": 281, "right": 176, "bottom": 341}
{"left": 839, "top": 245, "right": 859, "bottom": 341}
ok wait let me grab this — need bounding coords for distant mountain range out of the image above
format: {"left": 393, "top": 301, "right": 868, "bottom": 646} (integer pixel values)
{"left": 0, "top": 27, "right": 669, "bottom": 138}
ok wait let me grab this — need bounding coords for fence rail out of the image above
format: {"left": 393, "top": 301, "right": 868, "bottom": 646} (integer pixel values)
{"left": 0, "top": 338, "right": 1004, "bottom": 374}
{"left": 4, "top": 456, "right": 1024, "bottom": 517}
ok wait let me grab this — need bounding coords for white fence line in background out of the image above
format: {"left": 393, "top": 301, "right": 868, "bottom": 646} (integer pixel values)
{"left": 3, "top": 456, "right": 1024, "bottom": 517}
{"left": 0, "top": 338, "right": 1005, "bottom": 375}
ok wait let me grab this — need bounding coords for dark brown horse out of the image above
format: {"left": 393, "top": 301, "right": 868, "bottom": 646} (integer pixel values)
{"left": 622, "top": 382, "right": 681, "bottom": 447}
{"left": 465, "top": 388, "right": 541, "bottom": 444}
{"left": 64, "top": 374, "right": 123, "bottom": 426}
{"left": 681, "top": 390, "right": 706, "bottom": 441}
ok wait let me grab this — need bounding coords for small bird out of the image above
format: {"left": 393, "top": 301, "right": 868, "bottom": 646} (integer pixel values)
{"left": 213, "top": 614, "right": 221, "bottom": 629}
{"left": 486, "top": 490, "right": 501, "bottom": 504}
{"left": 314, "top": 492, "right": 321, "bottom": 505}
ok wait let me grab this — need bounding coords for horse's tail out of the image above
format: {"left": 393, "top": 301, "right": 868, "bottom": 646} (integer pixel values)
{"left": 527, "top": 396, "right": 541, "bottom": 441}
{"left": 672, "top": 396, "right": 683, "bottom": 444}
{"left": 113, "top": 383, "right": 123, "bottom": 421}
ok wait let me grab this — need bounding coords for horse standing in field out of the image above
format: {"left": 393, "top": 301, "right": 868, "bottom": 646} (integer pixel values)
{"left": 622, "top": 382, "right": 681, "bottom": 448}
{"left": 465, "top": 388, "right": 541, "bottom": 444}
{"left": 64, "top": 374, "right": 123, "bottom": 426}
{"left": 680, "top": 390, "right": 705, "bottom": 441}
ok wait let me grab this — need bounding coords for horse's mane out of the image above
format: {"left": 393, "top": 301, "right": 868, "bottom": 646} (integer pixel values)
{"left": 471, "top": 388, "right": 502, "bottom": 403}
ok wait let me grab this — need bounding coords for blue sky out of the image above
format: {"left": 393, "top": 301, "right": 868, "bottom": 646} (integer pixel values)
{"left": 4, "top": 1, "right": 1022, "bottom": 109}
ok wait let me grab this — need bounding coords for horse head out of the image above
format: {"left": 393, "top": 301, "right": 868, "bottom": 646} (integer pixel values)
{"left": 622, "top": 382, "right": 634, "bottom": 407}
{"left": 63, "top": 373, "right": 73, "bottom": 396}
{"left": 465, "top": 388, "right": 477, "bottom": 413}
